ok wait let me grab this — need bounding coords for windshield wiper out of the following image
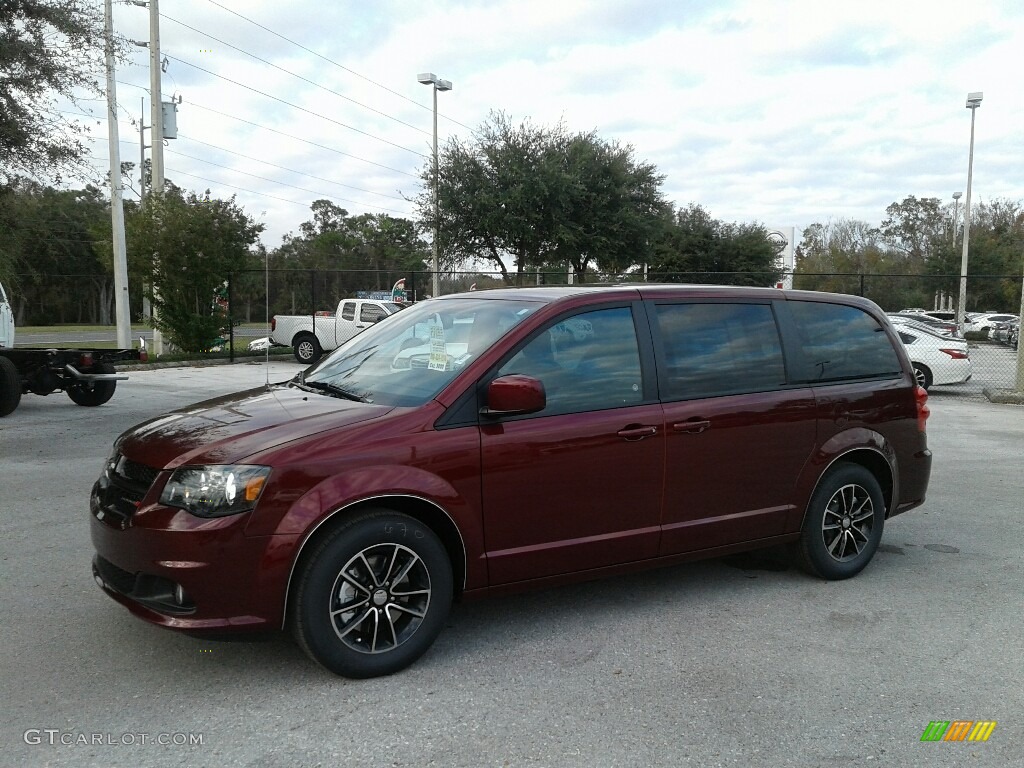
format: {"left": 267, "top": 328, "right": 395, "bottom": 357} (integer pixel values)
{"left": 301, "top": 380, "right": 369, "bottom": 402}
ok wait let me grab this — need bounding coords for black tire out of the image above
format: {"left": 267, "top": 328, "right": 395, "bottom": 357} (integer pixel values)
{"left": 912, "top": 363, "right": 932, "bottom": 390}
{"left": 66, "top": 362, "right": 116, "bottom": 407}
{"left": 293, "top": 334, "right": 322, "bottom": 365}
{"left": 0, "top": 356, "right": 21, "bottom": 417}
{"left": 291, "top": 509, "right": 453, "bottom": 678}
{"left": 795, "top": 463, "right": 885, "bottom": 580}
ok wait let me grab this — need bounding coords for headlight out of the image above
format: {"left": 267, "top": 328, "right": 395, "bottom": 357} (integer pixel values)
{"left": 159, "top": 465, "right": 271, "bottom": 518}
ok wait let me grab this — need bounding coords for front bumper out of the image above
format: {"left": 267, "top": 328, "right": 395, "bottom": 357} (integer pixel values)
{"left": 90, "top": 466, "right": 299, "bottom": 633}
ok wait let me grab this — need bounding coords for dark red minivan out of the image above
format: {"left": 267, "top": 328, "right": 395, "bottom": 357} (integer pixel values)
{"left": 91, "top": 286, "right": 932, "bottom": 677}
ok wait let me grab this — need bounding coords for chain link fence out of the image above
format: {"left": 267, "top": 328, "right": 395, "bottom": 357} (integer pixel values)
{"left": 8, "top": 268, "right": 1020, "bottom": 400}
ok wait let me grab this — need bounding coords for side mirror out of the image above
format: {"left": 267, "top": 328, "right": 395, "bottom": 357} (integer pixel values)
{"left": 481, "top": 374, "right": 546, "bottom": 418}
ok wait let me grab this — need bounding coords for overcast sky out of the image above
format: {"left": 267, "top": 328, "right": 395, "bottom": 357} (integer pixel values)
{"left": 82, "top": 0, "right": 1022, "bottom": 251}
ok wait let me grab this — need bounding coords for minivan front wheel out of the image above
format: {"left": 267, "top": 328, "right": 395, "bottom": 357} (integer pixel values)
{"left": 796, "top": 463, "right": 885, "bottom": 580}
{"left": 291, "top": 510, "right": 453, "bottom": 678}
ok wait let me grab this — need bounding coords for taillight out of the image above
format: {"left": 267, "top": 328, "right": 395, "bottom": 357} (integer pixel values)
{"left": 940, "top": 348, "right": 969, "bottom": 359}
{"left": 915, "top": 385, "right": 930, "bottom": 432}
{"left": 271, "top": 317, "right": 277, "bottom": 331}
{"left": 78, "top": 352, "right": 94, "bottom": 368}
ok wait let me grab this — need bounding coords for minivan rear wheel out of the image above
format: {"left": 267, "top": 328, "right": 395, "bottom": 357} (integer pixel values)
{"left": 796, "top": 463, "right": 885, "bottom": 580}
{"left": 291, "top": 509, "right": 453, "bottom": 678}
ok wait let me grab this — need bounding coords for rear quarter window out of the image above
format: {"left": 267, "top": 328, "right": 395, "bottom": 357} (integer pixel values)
{"left": 787, "top": 301, "right": 902, "bottom": 383}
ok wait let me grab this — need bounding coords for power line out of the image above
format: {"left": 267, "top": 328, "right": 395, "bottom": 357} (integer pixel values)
{"left": 61, "top": 107, "right": 417, "bottom": 208}
{"left": 160, "top": 12, "right": 430, "bottom": 138}
{"left": 183, "top": 99, "right": 422, "bottom": 179}
{"left": 161, "top": 165, "right": 412, "bottom": 217}
{"left": 174, "top": 133, "right": 409, "bottom": 201}
{"left": 164, "top": 148, "right": 412, "bottom": 214}
{"left": 112, "top": 80, "right": 423, "bottom": 178}
{"left": 163, "top": 53, "right": 426, "bottom": 157}
{"left": 202, "top": 0, "right": 473, "bottom": 132}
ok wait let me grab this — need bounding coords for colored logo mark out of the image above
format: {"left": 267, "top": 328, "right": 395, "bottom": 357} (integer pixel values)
{"left": 920, "top": 721, "right": 997, "bottom": 742}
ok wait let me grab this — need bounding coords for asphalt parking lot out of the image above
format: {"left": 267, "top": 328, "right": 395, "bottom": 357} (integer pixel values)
{"left": 1, "top": 361, "right": 1022, "bottom": 767}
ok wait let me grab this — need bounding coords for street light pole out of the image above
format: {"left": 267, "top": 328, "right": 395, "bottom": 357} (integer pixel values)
{"left": 417, "top": 73, "right": 452, "bottom": 298}
{"left": 957, "top": 92, "right": 983, "bottom": 336}
{"left": 951, "top": 191, "right": 962, "bottom": 245}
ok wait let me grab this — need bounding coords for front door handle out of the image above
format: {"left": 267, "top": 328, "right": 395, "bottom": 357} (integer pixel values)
{"left": 672, "top": 419, "right": 711, "bottom": 434}
{"left": 617, "top": 425, "right": 658, "bottom": 441}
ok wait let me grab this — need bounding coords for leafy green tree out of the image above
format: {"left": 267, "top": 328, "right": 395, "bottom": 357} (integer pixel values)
{"left": 878, "top": 196, "right": 949, "bottom": 276}
{"left": 269, "top": 201, "right": 428, "bottom": 312}
{"left": 549, "top": 133, "right": 668, "bottom": 280}
{"left": 1, "top": 0, "right": 117, "bottom": 184}
{"left": 0, "top": 178, "right": 113, "bottom": 323}
{"left": 954, "top": 199, "right": 1024, "bottom": 312}
{"left": 419, "top": 111, "right": 669, "bottom": 285}
{"left": 648, "top": 204, "right": 783, "bottom": 286}
{"left": 127, "top": 189, "right": 263, "bottom": 352}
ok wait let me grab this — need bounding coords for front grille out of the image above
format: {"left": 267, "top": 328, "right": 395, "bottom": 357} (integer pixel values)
{"left": 92, "top": 454, "right": 161, "bottom": 528}
{"left": 114, "top": 456, "right": 159, "bottom": 496}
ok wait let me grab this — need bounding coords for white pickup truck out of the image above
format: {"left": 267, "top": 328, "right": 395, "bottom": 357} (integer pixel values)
{"left": 271, "top": 298, "right": 404, "bottom": 364}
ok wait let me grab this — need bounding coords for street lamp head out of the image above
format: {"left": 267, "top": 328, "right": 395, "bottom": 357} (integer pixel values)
{"left": 418, "top": 72, "right": 452, "bottom": 91}
{"left": 952, "top": 192, "right": 962, "bottom": 200}
{"left": 965, "top": 91, "right": 983, "bottom": 108}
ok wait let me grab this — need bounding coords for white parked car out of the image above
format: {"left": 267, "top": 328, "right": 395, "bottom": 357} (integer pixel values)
{"left": 247, "top": 336, "right": 273, "bottom": 353}
{"left": 964, "top": 313, "right": 1018, "bottom": 335}
{"left": 890, "top": 319, "right": 972, "bottom": 390}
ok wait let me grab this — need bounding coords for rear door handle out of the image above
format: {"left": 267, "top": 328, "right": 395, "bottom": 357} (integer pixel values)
{"left": 672, "top": 419, "right": 711, "bottom": 434}
{"left": 617, "top": 425, "right": 658, "bottom": 441}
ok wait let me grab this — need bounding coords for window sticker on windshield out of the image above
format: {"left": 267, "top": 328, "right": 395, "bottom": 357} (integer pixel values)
{"left": 428, "top": 324, "right": 448, "bottom": 371}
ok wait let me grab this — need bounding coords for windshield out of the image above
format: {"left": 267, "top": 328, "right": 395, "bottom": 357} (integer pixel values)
{"left": 300, "top": 297, "right": 540, "bottom": 406}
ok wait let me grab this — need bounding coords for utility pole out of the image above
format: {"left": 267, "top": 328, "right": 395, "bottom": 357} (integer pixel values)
{"left": 139, "top": 97, "right": 148, "bottom": 203}
{"left": 149, "top": 0, "right": 164, "bottom": 355}
{"left": 139, "top": 97, "right": 151, "bottom": 324}
{"left": 104, "top": 0, "right": 132, "bottom": 348}
{"left": 149, "top": 0, "right": 164, "bottom": 195}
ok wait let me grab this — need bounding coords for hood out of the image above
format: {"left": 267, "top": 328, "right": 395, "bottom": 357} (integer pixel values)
{"left": 118, "top": 385, "right": 393, "bottom": 469}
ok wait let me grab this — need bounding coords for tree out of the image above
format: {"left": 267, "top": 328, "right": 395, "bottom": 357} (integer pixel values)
{"left": 126, "top": 189, "right": 263, "bottom": 352}
{"left": 418, "top": 111, "right": 669, "bottom": 285}
{"left": 647, "top": 204, "right": 783, "bottom": 286}
{"left": 793, "top": 219, "right": 879, "bottom": 297}
{"left": 269, "top": 201, "right": 428, "bottom": 312}
{"left": 0, "top": 178, "right": 114, "bottom": 324}
{"left": 549, "top": 133, "right": 668, "bottom": 280}
{"left": 879, "top": 196, "right": 947, "bottom": 266}
{"left": 0, "top": 0, "right": 116, "bottom": 184}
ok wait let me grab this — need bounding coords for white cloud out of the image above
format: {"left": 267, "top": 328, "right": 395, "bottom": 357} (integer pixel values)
{"left": 80, "top": 0, "right": 1022, "bottom": 249}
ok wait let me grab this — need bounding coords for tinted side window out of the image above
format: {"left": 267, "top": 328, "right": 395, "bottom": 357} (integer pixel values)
{"left": 341, "top": 302, "right": 356, "bottom": 321}
{"left": 788, "top": 302, "right": 902, "bottom": 383}
{"left": 497, "top": 307, "right": 643, "bottom": 415}
{"left": 655, "top": 303, "right": 786, "bottom": 400}
{"left": 360, "top": 304, "right": 385, "bottom": 323}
